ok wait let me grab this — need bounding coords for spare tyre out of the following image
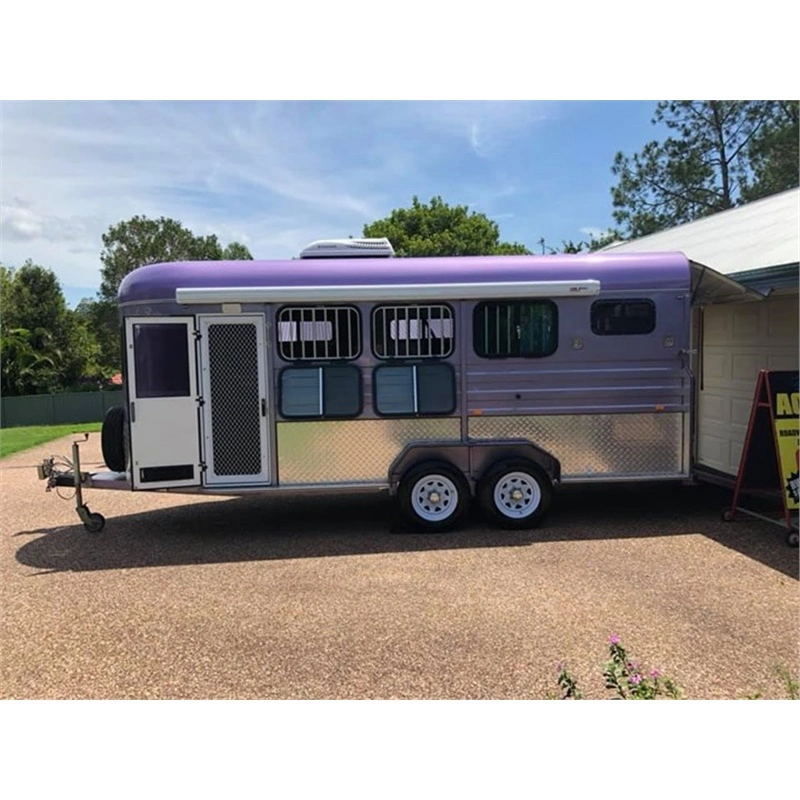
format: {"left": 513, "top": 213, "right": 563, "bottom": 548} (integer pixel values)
{"left": 101, "top": 406, "right": 127, "bottom": 472}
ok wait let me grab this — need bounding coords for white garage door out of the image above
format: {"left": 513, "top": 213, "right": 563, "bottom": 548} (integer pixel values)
{"left": 697, "top": 292, "right": 798, "bottom": 476}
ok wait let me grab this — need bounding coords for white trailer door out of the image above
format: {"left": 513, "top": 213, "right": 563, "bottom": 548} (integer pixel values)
{"left": 125, "top": 317, "right": 201, "bottom": 489}
{"left": 198, "top": 315, "right": 271, "bottom": 485}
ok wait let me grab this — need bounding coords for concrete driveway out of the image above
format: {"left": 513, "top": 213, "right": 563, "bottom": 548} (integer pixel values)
{"left": 1, "top": 433, "right": 797, "bottom": 699}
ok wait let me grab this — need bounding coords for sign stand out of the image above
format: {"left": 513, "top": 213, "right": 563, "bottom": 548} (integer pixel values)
{"left": 724, "top": 370, "right": 799, "bottom": 546}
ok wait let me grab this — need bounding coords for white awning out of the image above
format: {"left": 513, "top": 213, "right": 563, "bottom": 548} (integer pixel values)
{"left": 690, "top": 261, "right": 765, "bottom": 305}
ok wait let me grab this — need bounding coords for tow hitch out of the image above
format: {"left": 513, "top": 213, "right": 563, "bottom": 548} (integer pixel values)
{"left": 38, "top": 435, "right": 106, "bottom": 533}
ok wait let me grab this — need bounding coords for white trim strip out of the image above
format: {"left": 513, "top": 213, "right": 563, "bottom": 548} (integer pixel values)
{"left": 176, "top": 280, "right": 601, "bottom": 305}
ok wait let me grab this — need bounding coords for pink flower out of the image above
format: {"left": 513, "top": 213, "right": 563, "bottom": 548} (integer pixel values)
{"left": 609, "top": 634, "right": 621, "bottom": 645}
{"left": 630, "top": 673, "right": 643, "bottom": 685}
{"left": 650, "top": 669, "right": 662, "bottom": 679}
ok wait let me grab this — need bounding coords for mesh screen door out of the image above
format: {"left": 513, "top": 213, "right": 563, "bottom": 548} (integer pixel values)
{"left": 200, "top": 316, "right": 270, "bottom": 485}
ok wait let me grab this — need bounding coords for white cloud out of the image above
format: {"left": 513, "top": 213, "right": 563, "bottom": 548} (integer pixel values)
{"left": 579, "top": 227, "right": 606, "bottom": 239}
{"left": 1, "top": 198, "right": 98, "bottom": 243}
{"left": 0, "top": 101, "right": 555, "bottom": 295}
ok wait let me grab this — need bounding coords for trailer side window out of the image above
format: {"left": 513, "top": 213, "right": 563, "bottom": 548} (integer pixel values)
{"left": 133, "top": 323, "right": 191, "bottom": 398}
{"left": 374, "top": 363, "right": 455, "bottom": 416}
{"left": 277, "top": 306, "right": 361, "bottom": 361}
{"left": 372, "top": 305, "right": 454, "bottom": 359}
{"left": 473, "top": 300, "right": 557, "bottom": 358}
{"left": 280, "top": 366, "right": 361, "bottom": 418}
{"left": 591, "top": 300, "right": 656, "bottom": 335}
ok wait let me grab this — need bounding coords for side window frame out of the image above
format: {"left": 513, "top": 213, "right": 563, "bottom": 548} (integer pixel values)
{"left": 472, "top": 299, "right": 558, "bottom": 359}
{"left": 279, "top": 365, "right": 363, "bottom": 420}
{"left": 373, "top": 362, "right": 456, "bottom": 417}
{"left": 590, "top": 299, "right": 657, "bottom": 336}
{"left": 371, "top": 303, "right": 455, "bottom": 359}
{"left": 276, "top": 305, "right": 361, "bottom": 362}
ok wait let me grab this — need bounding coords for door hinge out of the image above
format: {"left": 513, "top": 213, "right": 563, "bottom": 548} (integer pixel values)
{"left": 199, "top": 462, "right": 207, "bottom": 472}
{"left": 196, "top": 396, "right": 205, "bottom": 407}
{"left": 193, "top": 330, "right": 202, "bottom": 340}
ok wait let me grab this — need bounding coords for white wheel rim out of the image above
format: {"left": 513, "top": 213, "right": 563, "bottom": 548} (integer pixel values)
{"left": 493, "top": 471, "right": 541, "bottom": 519}
{"left": 411, "top": 474, "right": 459, "bottom": 522}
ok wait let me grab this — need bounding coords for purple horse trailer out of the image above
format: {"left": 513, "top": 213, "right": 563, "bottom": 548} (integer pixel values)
{"left": 40, "top": 238, "right": 697, "bottom": 532}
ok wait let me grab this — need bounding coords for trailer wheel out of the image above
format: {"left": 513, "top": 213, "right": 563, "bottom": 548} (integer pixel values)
{"left": 787, "top": 530, "right": 799, "bottom": 548}
{"left": 84, "top": 512, "right": 106, "bottom": 534}
{"left": 478, "top": 459, "right": 552, "bottom": 530}
{"left": 398, "top": 461, "right": 469, "bottom": 532}
{"left": 101, "top": 406, "right": 127, "bottom": 472}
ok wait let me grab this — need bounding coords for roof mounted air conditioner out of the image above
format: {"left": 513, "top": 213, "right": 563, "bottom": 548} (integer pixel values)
{"left": 299, "top": 237, "right": 395, "bottom": 259}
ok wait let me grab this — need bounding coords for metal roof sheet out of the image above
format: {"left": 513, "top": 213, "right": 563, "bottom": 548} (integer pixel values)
{"left": 602, "top": 188, "right": 799, "bottom": 276}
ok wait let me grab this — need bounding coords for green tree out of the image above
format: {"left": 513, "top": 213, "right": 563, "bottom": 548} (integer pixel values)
{"left": 0, "top": 327, "right": 60, "bottom": 396}
{"left": 741, "top": 101, "right": 800, "bottom": 202}
{"left": 610, "top": 101, "right": 799, "bottom": 238}
{"left": 539, "top": 230, "right": 622, "bottom": 254}
{"left": 73, "top": 297, "right": 120, "bottom": 380}
{"left": 0, "top": 260, "right": 104, "bottom": 395}
{"left": 96, "top": 216, "right": 253, "bottom": 371}
{"left": 99, "top": 215, "right": 252, "bottom": 303}
{"left": 222, "top": 241, "right": 254, "bottom": 260}
{"left": 362, "top": 196, "right": 530, "bottom": 257}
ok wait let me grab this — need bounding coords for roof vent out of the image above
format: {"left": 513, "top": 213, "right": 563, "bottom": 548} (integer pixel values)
{"left": 299, "top": 237, "right": 395, "bottom": 259}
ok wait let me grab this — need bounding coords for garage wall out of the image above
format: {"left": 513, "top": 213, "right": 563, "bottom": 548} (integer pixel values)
{"left": 696, "top": 291, "right": 799, "bottom": 476}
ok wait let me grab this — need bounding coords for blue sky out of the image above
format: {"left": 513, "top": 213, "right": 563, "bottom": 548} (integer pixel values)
{"left": 1, "top": 100, "right": 663, "bottom": 307}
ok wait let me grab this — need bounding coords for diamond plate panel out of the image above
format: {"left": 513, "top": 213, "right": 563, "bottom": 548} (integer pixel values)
{"left": 277, "top": 418, "right": 461, "bottom": 484}
{"left": 207, "top": 323, "right": 262, "bottom": 475}
{"left": 468, "top": 413, "right": 686, "bottom": 478}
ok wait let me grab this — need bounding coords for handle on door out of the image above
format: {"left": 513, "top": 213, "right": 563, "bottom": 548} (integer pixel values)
{"left": 130, "top": 402, "right": 136, "bottom": 423}
{"left": 261, "top": 398, "right": 266, "bottom": 417}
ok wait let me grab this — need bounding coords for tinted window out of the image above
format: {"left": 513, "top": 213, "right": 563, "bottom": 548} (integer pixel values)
{"left": 280, "top": 366, "right": 361, "bottom": 418}
{"left": 280, "top": 368, "right": 321, "bottom": 417}
{"left": 322, "top": 366, "right": 362, "bottom": 417}
{"left": 473, "top": 300, "right": 557, "bottom": 358}
{"left": 591, "top": 300, "right": 656, "bottom": 335}
{"left": 373, "top": 366, "right": 415, "bottom": 415}
{"left": 373, "top": 363, "right": 455, "bottom": 416}
{"left": 133, "top": 324, "right": 190, "bottom": 398}
{"left": 416, "top": 363, "right": 456, "bottom": 415}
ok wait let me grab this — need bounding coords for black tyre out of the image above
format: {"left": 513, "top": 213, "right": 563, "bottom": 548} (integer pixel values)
{"left": 84, "top": 512, "right": 105, "bottom": 533}
{"left": 787, "top": 530, "right": 799, "bottom": 548}
{"left": 101, "top": 406, "right": 127, "bottom": 472}
{"left": 397, "top": 461, "right": 470, "bottom": 532}
{"left": 478, "top": 459, "right": 552, "bottom": 530}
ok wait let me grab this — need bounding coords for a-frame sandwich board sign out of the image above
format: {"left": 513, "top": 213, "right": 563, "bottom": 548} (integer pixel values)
{"left": 725, "top": 370, "right": 799, "bottom": 546}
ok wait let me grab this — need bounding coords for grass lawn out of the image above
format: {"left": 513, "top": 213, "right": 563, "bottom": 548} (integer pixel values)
{"left": 0, "top": 423, "right": 102, "bottom": 459}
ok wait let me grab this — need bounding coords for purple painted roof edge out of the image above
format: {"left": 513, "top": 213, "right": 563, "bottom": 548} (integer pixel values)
{"left": 118, "top": 251, "right": 690, "bottom": 304}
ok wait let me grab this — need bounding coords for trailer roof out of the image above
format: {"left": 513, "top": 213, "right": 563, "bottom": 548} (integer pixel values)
{"left": 118, "top": 251, "right": 690, "bottom": 305}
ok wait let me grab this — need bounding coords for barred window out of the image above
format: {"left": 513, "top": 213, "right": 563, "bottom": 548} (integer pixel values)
{"left": 473, "top": 300, "right": 557, "bottom": 358}
{"left": 591, "top": 300, "right": 656, "bottom": 335}
{"left": 372, "top": 305, "right": 454, "bottom": 359}
{"left": 277, "top": 306, "right": 361, "bottom": 361}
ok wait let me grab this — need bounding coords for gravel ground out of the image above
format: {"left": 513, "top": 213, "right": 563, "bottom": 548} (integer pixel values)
{"left": 1, "top": 433, "right": 797, "bottom": 699}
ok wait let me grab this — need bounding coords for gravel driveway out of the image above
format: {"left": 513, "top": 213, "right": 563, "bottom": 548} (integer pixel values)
{"left": 1, "top": 433, "right": 797, "bottom": 699}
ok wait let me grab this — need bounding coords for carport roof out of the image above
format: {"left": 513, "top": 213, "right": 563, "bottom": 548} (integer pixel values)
{"left": 602, "top": 188, "right": 800, "bottom": 277}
